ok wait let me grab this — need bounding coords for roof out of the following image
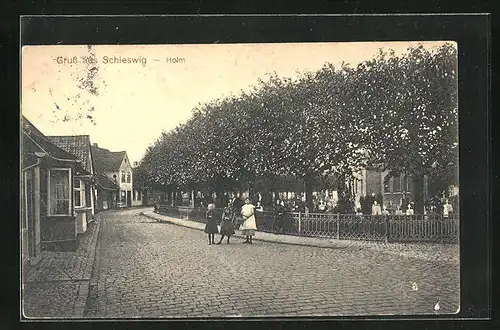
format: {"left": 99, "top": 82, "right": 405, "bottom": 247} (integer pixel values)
{"left": 91, "top": 145, "right": 126, "bottom": 173}
{"left": 22, "top": 133, "right": 43, "bottom": 169}
{"left": 21, "top": 116, "right": 83, "bottom": 169}
{"left": 48, "top": 135, "right": 93, "bottom": 172}
{"left": 95, "top": 173, "right": 119, "bottom": 191}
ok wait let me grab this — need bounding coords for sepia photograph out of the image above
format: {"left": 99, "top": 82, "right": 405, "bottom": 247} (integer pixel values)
{"left": 21, "top": 41, "right": 459, "bottom": 319}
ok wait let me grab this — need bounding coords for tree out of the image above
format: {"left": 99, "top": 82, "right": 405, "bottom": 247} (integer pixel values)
{"left": 139, "top": 43, "right": 458, "bottom": 215}
{"left": 358, "top": 44, "right": 458, "bottom": 213}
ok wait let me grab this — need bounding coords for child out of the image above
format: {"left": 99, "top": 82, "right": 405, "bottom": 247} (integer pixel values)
{"left": 217, "top": 205, "right": 235, "bottom": 244}
{"left": 406, "top": 203, "right": 414, "bottom": 216}
{"left": 240, "top": 198, "right": 257, "bottom": 244}
{"left": 204, "top": 203, "right": 219, "bottom": 245}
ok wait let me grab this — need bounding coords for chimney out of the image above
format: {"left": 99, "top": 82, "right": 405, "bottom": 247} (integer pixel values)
{"left": 93, "top": 143, "right": 98, "bottom": 147}
{"left": 133, "top": 161, "right": 139, "bottom": 167}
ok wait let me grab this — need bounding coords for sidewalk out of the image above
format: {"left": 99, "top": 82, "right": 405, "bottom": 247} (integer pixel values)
{"left": 142, "top": 210, "right": 459, "bottom": 264}
{"left": 22, "top": 218, "right": 101, "bottom": 319}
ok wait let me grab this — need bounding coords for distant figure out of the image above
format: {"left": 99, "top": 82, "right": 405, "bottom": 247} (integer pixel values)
{"left": 382, "top": 206, "right": 389, "bottom": 216}
{"left": 406, "top": 204, "right": 414, "bottom": 216}
{"left": 401, "top": 193, "right": 410, "bottom": 212}
{"left": 395, "top": 207, "right": 403, "bottom": 216}
{"left": 443, "top": 199, "right": 453, "bottom": 218}
{"left": 274, "top": 200, "right": 286, "bottom": 234}
{"left": 372, "top": 201, "right": 382, "bottom": 215}
{"left": 204, "top": 203, "right": 219, "bottom": 245}
{"left": 217, "top": 205, "right": 235, "bottom": 244}
{"left": 240, "top": 198, "right": 257, "bottom": 244}
{"left": 256, "top": 201, "right": 264, "bottom": 212}
{"left": 318, "top": 200, "right": 326, "bottom": 212}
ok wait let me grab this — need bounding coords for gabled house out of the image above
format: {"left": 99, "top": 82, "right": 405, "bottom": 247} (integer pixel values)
{"left": 47, "top": 135, "right": 96, "bottom": 234}
{"left": 91, "top": 144, "right": 133, "bottom": 209}
{"left": 21, "top": 116, "right": 91, "bottom": 263}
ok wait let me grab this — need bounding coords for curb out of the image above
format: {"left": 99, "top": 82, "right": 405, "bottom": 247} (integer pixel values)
{"left": 140, "top": 212, "right": 460, "bottom": 263}
{"left": 140, "top": 212, "right": 353, "bottom": 250}
{"left": 84, "top": 221, "right": 101, "bottom": 280}
{"left": 73, "top": 221, "right": 101, "bottom": 318}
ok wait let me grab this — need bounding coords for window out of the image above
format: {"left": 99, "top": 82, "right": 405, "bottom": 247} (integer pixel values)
{"left": 393, "top": 176, "right": 401, "bottom": 192}
{"left": 121, "top": 190, "right": 126, "bottom": 203}
{"left": 126, "top": 172, "right": 131, "bottom": 183}
{"left": 74, "top": 179, "right": 86, "bottom": 208}
{"left": 405, "top": 175, "right": 412, "bottom": 192}
{"left": 121, "top": 171, "right": 126, "bottom": 183}
{"left": 48, "top": 169, "right": 71, "bottom": 215}
{"left": 383, "top": 180, "right": 390, "bottom": 193}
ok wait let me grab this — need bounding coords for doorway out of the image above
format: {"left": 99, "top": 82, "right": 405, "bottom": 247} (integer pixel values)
{"left": 127, "top": 191, "right": 132, "bottom": 207}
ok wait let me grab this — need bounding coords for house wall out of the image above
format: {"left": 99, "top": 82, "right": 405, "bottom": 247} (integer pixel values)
{"left": 39, "top": 166, "right": 77, "bottom": 251}
{"left": 75, "top": 210, "right": 87, "bottom": 234}
{"left": 118, "top": 156, "right": 133, "bottom": 206}
{"left": 86, "top": 181, "right": 96, "bottom": 222}
{"left": 22, "top": 165, "right": 43, "bottom": 268}
{"left": 382, "top": 173, "right": 411, "bottom": 210}
{"left": 75, "top": 179, "right": 93, "bottom": 234}
{"left": 104, "top": 155, "right": 133, "bottom": 207}
{"left": 365, "top": 169, "right": 383, "bottom": 196}
{"left": 87, "top": 148, "right": 96, "bottom": 217}
{"left": 89, "top": 185, "right": 96, "bottom": 217}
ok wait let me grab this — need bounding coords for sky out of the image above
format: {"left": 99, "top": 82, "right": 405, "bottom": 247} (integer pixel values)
{"left": 21, "top": 41, "right": 449, "bottom": 164}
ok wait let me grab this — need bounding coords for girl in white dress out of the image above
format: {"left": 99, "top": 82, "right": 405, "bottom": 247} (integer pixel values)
{"left": 240, "top": 198, "right": 257, "bottom": 244}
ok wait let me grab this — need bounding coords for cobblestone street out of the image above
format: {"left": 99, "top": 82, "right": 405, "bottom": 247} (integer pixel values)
{"left": 23, "top": 220, "right": 99, "bottom": 318}
{"left": 83, "top": 208, "right": 460, "bottom": 318}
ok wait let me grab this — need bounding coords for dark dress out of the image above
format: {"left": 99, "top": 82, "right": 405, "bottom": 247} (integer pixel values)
{"left": 204, "top": 209, "right": 219, "bottom": 234}
{"left": 219, "top": 209, "right": 235, "bottom": 236}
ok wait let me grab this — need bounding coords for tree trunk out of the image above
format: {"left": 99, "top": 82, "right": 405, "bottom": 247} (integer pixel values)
{"left": 412, "top": 173, "right": 425, "bottom": 214}
{"left": 337, "top": 172, "right": 347, "bottom": 200}
{"left": 248, "top": 180, "right": 255, "bottom": 202}
{"left": 304, "top": 175, "right": 314, "bottom": 211}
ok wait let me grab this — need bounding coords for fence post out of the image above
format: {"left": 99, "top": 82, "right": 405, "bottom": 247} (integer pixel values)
{"left": 336, "top": 214, "right": 340, "bottom": 239}
{"left": 298, "top": 212, "right": 302, "bottom": 235}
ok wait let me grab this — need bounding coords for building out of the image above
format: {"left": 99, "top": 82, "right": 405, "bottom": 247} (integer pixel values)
{"left": 21, "top": 116, "right": 91, "bottom": 263}
{"left": 94, "top": 172, "right": 119, "bottom": 211}
{"left": 47, "top": 135, "right": 96, "bottom": 234}
{"left": 91, "top": 143, "right": 133, "bottom": 209}
{"left": 350, "top": 167, "right": 430, "bottom": 213}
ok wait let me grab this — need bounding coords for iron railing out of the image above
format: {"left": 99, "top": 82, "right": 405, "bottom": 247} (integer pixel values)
{"left": 155, "top": 204, "right": 459, "bottom": 244}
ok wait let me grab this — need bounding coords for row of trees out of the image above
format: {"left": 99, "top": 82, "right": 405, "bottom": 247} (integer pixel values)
{"left": 135, "top": 43, "right": 458, "bottom": 214}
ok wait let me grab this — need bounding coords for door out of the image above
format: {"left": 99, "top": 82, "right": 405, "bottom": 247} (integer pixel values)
{"left": 127, "top": 191, "right": 132, "bottom": 207}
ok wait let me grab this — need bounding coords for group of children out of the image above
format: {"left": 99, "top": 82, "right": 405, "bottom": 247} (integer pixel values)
{"left": 204, "top": 197, "right": 258, "bottom": 245}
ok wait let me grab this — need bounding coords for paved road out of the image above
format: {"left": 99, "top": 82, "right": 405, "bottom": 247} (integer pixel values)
{"left": 85, "top": 209, "right": 459, "bottom": 318}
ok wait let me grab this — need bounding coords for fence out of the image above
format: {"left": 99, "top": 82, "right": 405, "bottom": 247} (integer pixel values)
{"left": 155, "top": 204, "right": 459, "bottom": 244}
